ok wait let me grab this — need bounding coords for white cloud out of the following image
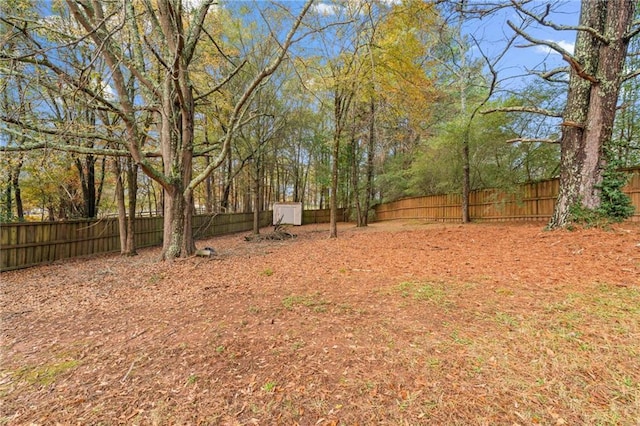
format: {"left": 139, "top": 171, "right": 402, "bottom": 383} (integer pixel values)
{"left": 535, "top": 40, "right": 575, "bottom": 55}
{"left": 311, "top": 3, "right": 341, "bottom": 16}
{"left": 103, "top": 84, "right": 117, "bottom": 101}
{"left": 183, "top": 0, "right": 202, "bottom": 11}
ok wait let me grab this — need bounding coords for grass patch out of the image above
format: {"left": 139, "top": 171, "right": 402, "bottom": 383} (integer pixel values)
{"left": 186, "top": 374, "right": 198, "bottom": 385}
{"left": 262, "top": 381, "right": 277, "bottom": 393}
{"left": 494, "top": 311, "right": 519, "bottom": 328}
{"left": 282, "top": 292, "right": 331, "bottom": 312}
{"left": 14, "top": 358, "right": 79, "bottom": 386}
{"left": 396, "top": 281, "right": 447, "bottom": 305}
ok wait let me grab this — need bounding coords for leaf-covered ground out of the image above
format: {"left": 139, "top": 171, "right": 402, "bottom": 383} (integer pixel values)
{"left": 2, "top": 221, "right": 640, "bottom": 425}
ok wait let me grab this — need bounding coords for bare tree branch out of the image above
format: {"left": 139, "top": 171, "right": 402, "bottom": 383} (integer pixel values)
{"left": 184, "top": 0, "right": 216, "bottom": 64}
{"left": 1, "top": 115, "right": 123, "bottom": 144}
{"left": 506, "top": 137, "right": 560, "bottom": 144}
{"left": 621, "top": 67, "right": 640, "bottom": 83}
{"left": 194, "top": 60, "right": 247, "bottom": 103}
{"left": 625, "top": 19, "right": 640, "bottom": 40}
{"left": 509, "top": 0, "right": 608, "bottom": 44}
{"left": 481, "top": 105, "right": 563, "bottom": 117}
{"left": 507, "top": 20, "right": 598, "bottom": 83}
{"left": 534, "top": 66, "right": 570, "bottom": 83}
{"left": 0, "top": 126, "right": 163, "bottom": 158}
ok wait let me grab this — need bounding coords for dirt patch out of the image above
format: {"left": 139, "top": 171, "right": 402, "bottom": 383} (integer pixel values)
{"left": 2, "top": 221, "right": 640, "bottom": 425}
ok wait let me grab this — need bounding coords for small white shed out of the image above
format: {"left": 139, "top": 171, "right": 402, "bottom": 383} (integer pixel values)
{"left": 273, "top": 202, "right": 302, "bottom": 225}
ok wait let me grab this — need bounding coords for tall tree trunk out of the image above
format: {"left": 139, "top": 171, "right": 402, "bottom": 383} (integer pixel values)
{"left": 204, "top": 117, "right": 214, "bottom": 214}
{"left": 330, "top": 129, "right": 340, "bottom": 238}
{"left": 4, "top": 178, "right": 12, "bottom": 220}
{"left": 205, "top": 156, "right": 214, "bottom": 214}
{"left": 461, "top": 134, "right": 471, "bottom": 223}
{"left": 9, "top": 154, "right": 24, "bottom": 220}
{"left": 76, "top": 155, "right": 97, "bottom": 218}
{"left": 549, "top": 0, "right": 636, "bottom": 228}
{"left": 330, "top": 86, "right": 353, "bottom": 237}
{"left": 159, "top": 88, "right": 196, "bottom": 258}
{"left": 125, "top": 159, "right": 138, "bottom": 255}
{"left": 252, "top": 158, "right": 261, "bottom": 235}
{"left": 330, "top": 99, "right": 346, "bottom": 237}
{"left": 458, "top": 2, "right": 471, "bottom": 224}
{"left": 113, "top": 157, "right": 137, "bottom": 256}
{"left": 221, "top": 153, "right": 233, "bottom": 211}
{"left": 114, "top": 158, "right": 128, "bottom": 254}
{"left": 350, "top": 134, "right": 363, "bottom": 227}
{"left": 363, "top": 99, "right": 376, "bottom": 226}
{"left": 95, "top": 156, "right": 106, "bottom": 216}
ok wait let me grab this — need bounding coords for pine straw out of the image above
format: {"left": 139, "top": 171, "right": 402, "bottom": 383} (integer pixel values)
{"left": 1, "top": 221, "right": 639, "bottom": 425}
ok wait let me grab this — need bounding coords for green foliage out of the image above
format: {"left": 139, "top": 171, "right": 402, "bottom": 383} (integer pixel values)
{"left": 568, "top": 201, "right": 605, "bottom": 228}
{"left": 611, "top": 34, "right": 640, "bottom": 168}
{"left": 568, "top": 155, "right": 634, "bottom": 227}
{"left": 0, "top": 188, "right": 17, "bottom": 223}
{"left": 396, "top": 98, "right": 559, "bottom": 201}
{"left": 376, "top": 153, "right": 414, "bottom": 202}
{"left": 596, "top": 155, "right": 635, "bottom": 222}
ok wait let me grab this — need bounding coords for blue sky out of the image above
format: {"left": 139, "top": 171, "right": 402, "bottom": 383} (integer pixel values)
{"left": 305, "top": 0, "right": 581, "bottom": 89}
{"left": 462, "top": 1, "right": 581, "bottom": 89}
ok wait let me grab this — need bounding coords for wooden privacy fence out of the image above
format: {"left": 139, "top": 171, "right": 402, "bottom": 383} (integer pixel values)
{"left": 374, "top": 168, "right": 640, "bottom": 223}
{"left": 1, "top": 209, "right": 341, "bottom": 272}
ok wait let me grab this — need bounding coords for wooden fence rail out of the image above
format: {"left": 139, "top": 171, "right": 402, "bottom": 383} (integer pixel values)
{"left": 374, "top": 168, "right": 640, "bottom": 223}
{"left": 1, "top": 209, "right": 341, "bottom": 272}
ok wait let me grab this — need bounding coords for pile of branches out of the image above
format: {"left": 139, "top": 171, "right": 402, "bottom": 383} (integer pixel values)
{"left": 245, "top": 219, "right": 296, "bottom": 242}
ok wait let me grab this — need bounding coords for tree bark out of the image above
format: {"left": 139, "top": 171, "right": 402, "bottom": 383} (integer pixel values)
{"left": 549, "top": 0, "right": 636, "bottom": 228}
{"left": 330, "top": 127, "right": 340, "bottom": 238}
{"left": 113, "top": 157, "right": 137, "bottom": 256}
{"left": 114, "top": 158, "right": 127, "bottom": 254}
{"left": 252, "top": 157, "right": 261, "bottom": 235}
{"left": 76, "top": 154, "right": 97, "bottom": 218}
{"left": 8, "top": 154, "right": 25, "bottom": 220}
{"left": 125, "top": 159, "right": 138, "bottom": 255}
{"left": 350, "top": 133, "right": 363, "bottom": 227}
{"left": 461, "top": 134, "right": 471, "bottom": 223}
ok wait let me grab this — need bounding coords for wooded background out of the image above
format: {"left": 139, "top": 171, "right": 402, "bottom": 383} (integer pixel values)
{"left": 2, "top": 1, "right": 639, "bottom": 260}
{"left": 3, "top": 167, "right": 638, "bottom": 272}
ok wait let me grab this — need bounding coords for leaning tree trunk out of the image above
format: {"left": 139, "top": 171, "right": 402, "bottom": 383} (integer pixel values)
{"left": 549, "top": 0, "right": 636, "bottom": 228}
